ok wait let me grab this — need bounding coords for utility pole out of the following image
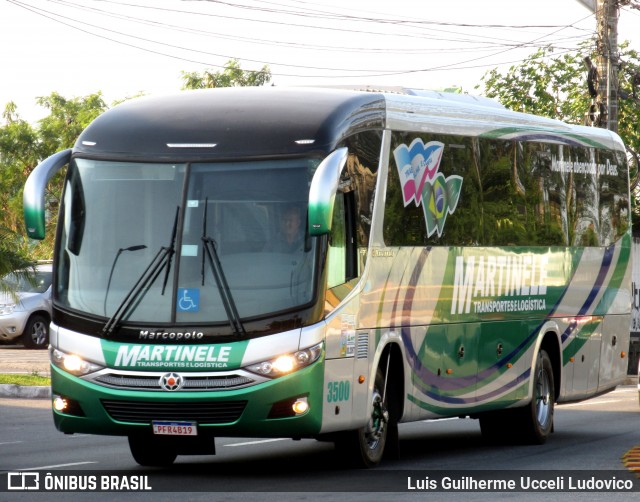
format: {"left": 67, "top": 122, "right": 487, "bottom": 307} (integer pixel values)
{"left": 595, "top": 0, "right": 620, "bottom": 132}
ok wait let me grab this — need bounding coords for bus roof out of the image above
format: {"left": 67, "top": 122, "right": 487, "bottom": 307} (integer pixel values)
{"left": 74, "top": 87, "right": 625, "bottom": 161}
{"left": 74, "top": 87, "right": 385, "bottom": 161}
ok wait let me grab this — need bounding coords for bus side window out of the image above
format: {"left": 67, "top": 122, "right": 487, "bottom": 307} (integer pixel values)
{"left": 327, "top": 191, "right": 358, "bottom": 291}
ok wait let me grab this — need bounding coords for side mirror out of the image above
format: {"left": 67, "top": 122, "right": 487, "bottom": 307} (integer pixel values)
{"left": 308, "top": 147, "right": 348, "bottom": 236}
{"left": 23, "top": 149, "right": 71, "bottom": 240}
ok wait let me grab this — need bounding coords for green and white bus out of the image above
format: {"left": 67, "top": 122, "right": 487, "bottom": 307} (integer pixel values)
{"left": 24, "top": 87, "right": 632, "bottom": 467}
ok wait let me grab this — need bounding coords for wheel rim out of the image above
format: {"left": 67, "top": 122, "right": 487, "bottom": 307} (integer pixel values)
{"left": 364, "top": 389, "right": 386, "bottom": 450}
{"left": 31, "top": 321, "right": 47, "bottom": 346}
{"left": 535, "top": 365, "right": 552, "bottom": 428}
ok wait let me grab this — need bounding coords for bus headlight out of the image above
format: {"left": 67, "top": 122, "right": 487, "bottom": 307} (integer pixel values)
{"left": 245, "top": 342, "right": 323, "bottom": 378}
{"left": 51, "top": 347, "right": 104, "bottom": 376}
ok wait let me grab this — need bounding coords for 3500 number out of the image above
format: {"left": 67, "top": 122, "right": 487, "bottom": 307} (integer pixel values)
{"left": 327, "top": 380, "right": 350, "bottom": 403}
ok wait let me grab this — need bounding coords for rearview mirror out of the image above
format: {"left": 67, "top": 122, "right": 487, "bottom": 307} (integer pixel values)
{"left": 24, "top": 149, "right": 71, "bottom": 240}
{"left": 307, "top": 147, "right": 348, "bottom": 236}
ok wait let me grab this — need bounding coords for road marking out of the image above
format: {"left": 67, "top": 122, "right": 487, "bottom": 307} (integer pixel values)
{"left": 16, "top": 461, "right": 98, "bottom": 471}
{"left": 558, "top": 399, "right": 622, "bottom": 408}
{"left": 422, "top": 417, "right": 460, "bottom": 423}
{"left": 0, "top": 441, "right": 22, "bottom": 446}
{"left": 225, "top": 438, "right": 288, "bottom": 447}
{"left": 610, "top": 388, "right": 635, "bottom": 394}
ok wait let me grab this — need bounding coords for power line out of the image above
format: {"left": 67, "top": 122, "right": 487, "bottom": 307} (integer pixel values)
{"left": 6, "top": 0, "right": 598, "bottom": 81}
{"left": 92, "top": 0, "right": 593, "bottom": 47}
{"left": 38, "top": 0, "right": 544, "bottom": 53}
{"left": 197, "top": 0, "right": 594, "bottom": 29}
{"left": 7, "top": 0, "right": 448, "bottom": 74}
{"left": 46, "top": 0, "right": 592, "bottom": 55}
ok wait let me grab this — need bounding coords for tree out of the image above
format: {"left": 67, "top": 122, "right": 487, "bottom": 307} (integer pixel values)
{"left": 0, "top": 93, "right": 108, "bottom": 260}
{"left": 477, "top": 41, "right": 640, "bottom": 228}
{"left": 478, "top": 42, "right": 640, "bottom": 152}
{"left": 0, "top": 103, "right": 39, "bottom": 237}
{"left": 181, "top": 59, "right": 271, "bottom": 89}
{"left": 0, "top": 225, "right": 34, "bottom": 295}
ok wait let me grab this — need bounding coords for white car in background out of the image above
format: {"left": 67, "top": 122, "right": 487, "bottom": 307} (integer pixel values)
{"left": 0, "top": 263, "right": 52, "bottom": 349}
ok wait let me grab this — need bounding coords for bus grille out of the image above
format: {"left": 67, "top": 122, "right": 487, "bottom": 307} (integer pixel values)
{"left": 101, "top": 399, "right": 247, "bottom": 424}
{"left": 92, "top": 373, "right": 255, "bottom": 391}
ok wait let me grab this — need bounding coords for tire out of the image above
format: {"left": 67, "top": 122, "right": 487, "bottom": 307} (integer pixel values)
{"left": 335, "top": 368, "right": 390, "bottom": 468}
{"left": 128, "top": 436, "right": 177, "bottom": 467}
{"left": 21, "top": 314, "right": 50, "bottom": 350}
{"left": 516, "top": 349, "right": 555, "bottom": 444}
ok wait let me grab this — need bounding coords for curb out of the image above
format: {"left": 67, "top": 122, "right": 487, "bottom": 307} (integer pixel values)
{"left": 0, "top": 384, "right": 51, "bottom": 399}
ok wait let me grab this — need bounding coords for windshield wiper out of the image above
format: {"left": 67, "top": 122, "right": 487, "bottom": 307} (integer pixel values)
{"left": 103, "top": 244, "right": 147, "bottom": 316}
{"left": 200, "top": 198, "right": 246, "bottom": 337}
{"left": 102, "top": 207, "right": 179, "bottom": 336}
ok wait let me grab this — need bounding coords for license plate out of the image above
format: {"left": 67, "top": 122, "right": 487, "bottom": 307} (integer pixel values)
{"left": 152, "top": 421, "right": 197, "bottom": 436}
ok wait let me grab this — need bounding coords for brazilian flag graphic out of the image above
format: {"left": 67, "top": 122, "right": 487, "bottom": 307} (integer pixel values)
{"left": 422, "top": 172, "right": 463, "bottom": 237}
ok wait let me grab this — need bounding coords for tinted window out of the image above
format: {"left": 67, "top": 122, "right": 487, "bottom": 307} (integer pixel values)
{"left": 384, "top": 132, "right": 629, "bottom": 248}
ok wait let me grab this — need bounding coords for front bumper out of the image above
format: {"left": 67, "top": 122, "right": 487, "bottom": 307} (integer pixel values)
{"left": 51, "top": 360, "right": 324, "bottom": 438}
{"left": 0, "top": 311, "right": 29, "bottom": 341}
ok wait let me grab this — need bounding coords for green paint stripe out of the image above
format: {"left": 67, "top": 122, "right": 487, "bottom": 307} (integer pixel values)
{"left": 410, "top": 372, "right": 475, "bottom": 397}
{"left": 408, "top": 383, "right": 526, "bottom": 415}
{"left": 561, "top": 234, "right": 631, "bottom": 365}
{"left": 475, "top": 338, "right": 535, "bottom": 389}
{"left": 593, "top": 233, "right": 631, "bottom": 316}
{"left": 562, "top": 321, "right": 600, "bottom": 365}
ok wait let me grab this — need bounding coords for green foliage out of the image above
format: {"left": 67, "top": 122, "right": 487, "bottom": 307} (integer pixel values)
{"left": 181, "top": 59, "right": 271, "bottom": 89}
{"left": 36, "top": 92, "right": 106, "bottom": 153}
{"left": 0, "top": 225, "right": 34, "bottom": 296}
{"left": 1, "top": 61, "right": 269, "bottom": 270}
{"left": 0, "top": 93, "right": 108, "bottom": 261}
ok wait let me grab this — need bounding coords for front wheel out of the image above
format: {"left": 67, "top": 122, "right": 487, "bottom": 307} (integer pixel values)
{"left": 517, "top": 349, "right": 555, "bottom": 444}
{"left": 335, "top": 369, "right": 390, "bottom": 468}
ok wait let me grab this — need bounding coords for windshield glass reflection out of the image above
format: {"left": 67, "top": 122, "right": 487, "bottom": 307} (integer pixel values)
{"left": 55, "top": 158, "right": 319, "bottom": 328}
{"left": 177, "top": 159, "right": 318, "bottom": 323}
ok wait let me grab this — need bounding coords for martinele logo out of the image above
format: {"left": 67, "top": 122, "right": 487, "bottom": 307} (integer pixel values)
{"left": 113, "top": 344, "right": 232, "bottom": 369}
{"left": 393, "top": 139, "right": 463, "bottom": 237}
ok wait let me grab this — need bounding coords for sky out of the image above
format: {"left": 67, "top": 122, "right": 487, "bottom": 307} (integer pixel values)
{"left": 1, "top": 0, "right": 639, "bottom": 122}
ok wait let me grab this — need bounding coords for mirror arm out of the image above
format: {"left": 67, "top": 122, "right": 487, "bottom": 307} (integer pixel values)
{"left": 23, "top": 149, "right": 72, "bottom": 240}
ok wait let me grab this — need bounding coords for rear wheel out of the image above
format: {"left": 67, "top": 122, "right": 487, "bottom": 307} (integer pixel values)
{"left": 480, "top": 349, "right": 555, "bottom": 445}
{"left": 128, "top": 436, "right": 177, "bottom": 467}
{"left": 21, "top": 314, "right": 49, "bottom": 349}
{"left": 335, "top": 368, "right": 390, "bottom": 468}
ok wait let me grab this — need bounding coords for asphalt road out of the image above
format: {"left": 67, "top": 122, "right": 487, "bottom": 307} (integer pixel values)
{"left": 1, "top": 385, "right": 638, "bottom": 501}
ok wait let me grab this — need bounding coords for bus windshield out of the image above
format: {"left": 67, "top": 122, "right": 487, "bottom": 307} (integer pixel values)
{"left": 55, "top": 157, "right": 319, "bottom": 328}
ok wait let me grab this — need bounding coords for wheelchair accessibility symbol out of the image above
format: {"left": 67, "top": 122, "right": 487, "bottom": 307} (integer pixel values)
{"left": 177, "top": 288, "right": 200, "bottom": 312}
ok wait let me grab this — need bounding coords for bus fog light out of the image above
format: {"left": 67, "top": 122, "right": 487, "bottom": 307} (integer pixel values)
{"left": 53, "top": 395, "right": 68, "bottom": 412}
{"left": 292, "top": 398, "right": 309, "bottom": 415}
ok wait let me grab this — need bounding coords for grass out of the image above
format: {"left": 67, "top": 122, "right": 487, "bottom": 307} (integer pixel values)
{"left": 0, "top": 372, "right": 50, "bottom": 386}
